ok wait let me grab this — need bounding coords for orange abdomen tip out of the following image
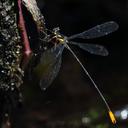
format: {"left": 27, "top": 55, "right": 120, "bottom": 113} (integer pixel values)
{"left": 109, "top": 111, "right": 117, "bottom": 124}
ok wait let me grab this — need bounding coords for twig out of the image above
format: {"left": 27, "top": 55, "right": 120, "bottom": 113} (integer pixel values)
{"left": 18, "top": 0, "right": 32, "bottom": 56}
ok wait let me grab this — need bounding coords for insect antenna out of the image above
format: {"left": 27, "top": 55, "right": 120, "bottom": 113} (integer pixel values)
{"left": 64, "top": 43, "right": 117, "bottom": 125}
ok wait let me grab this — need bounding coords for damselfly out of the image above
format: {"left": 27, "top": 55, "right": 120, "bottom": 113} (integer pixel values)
{"left": 33, "top": 21, "right": 118, "bottom": 124}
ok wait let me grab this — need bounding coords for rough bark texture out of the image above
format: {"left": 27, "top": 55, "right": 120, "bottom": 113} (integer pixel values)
{"left": 0, "top": 0, "right": 23, "bottom": 125}
{"left": 22, "top": 0, "right": 46, "bottom": 32}
{"left": 0, "top": 0, "right": 49, "bottom": 126}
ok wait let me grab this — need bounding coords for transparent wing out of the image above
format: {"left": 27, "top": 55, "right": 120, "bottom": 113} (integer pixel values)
{"left": 34, "top": 44, "right": 64, "bottom": 90}
{"left": 70, "top": 41, "right": 108, "bottom": 56}
{"left": 68, "top": 21, "right": 118, "bottom": 40}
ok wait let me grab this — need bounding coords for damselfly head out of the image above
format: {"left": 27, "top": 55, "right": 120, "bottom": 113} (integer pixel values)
{"left": 53, "top": 27, "right": 60, "bottom": 34}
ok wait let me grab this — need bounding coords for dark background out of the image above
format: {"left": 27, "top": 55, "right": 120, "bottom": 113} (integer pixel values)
{"left": 16, "top": 0, "right": 128, "bottom": 128}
